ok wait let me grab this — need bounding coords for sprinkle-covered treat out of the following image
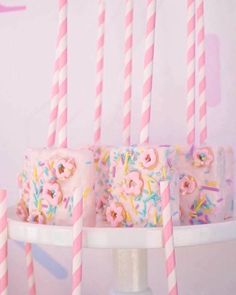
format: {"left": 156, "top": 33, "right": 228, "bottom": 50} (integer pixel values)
{"left": 17, "top": 148, "right": 95, "bottom": 226}
{"left": 176, "top": 146, "right": 234, "bottom": 224}
{"left": 94, "top": 146, "right": 111, "bottom": 221}
{"left": 106, "top": 145, "right": 180, "bottom": 227}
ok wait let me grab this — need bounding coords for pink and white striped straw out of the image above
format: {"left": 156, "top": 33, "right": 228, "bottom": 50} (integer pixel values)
{"left": 57, "top": 0, "right": 68, "bottom": 148}
{"left": 140, "top": 0, "right": 156, "bottom": 145}
{"left": 72, "top": 189, "right": 83, "bottom": 295}
{"left": 160, "top": 175, "right": 178, "bottom": 295}
{"left": 196, "top": 0, "right": 207, "bottom": 145}
{"left": 94, "top": 0, "right": 105, "bottom": 145}
{"left": 0, "top": 189, "right": 8, "bottom": 295}
{"left": 123, "top": 0, "right": 133, "bottom": 146}
{"left": 47, "top": 46, "right": 60, "bottom": 147}
{"left": 186, "top": 0, "right": 196, "bottom": 147}
{"left": 25, "top": 244, "right": 36, "bottom": 295}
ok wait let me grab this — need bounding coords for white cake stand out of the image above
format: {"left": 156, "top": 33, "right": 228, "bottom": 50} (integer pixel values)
{"left": 8, "top": 207, "right": 236, "bottom": 295}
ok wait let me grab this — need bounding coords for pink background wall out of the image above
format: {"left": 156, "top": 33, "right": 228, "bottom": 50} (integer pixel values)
{"left": 0, "top": 0, "right": 236, "bottom": 294}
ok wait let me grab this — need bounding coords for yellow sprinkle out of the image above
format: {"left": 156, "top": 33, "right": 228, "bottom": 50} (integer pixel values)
{"left": 162, "top": 167, "right": 167, "bottom": 179}
{"left": 38, "top": 199, "right": 42, "bottom": 210}
{"left": 126, "top": 211, "right": 132, "bottom": 222}
{"left": 130, "top": 198, "right": 138, "bottom": 215}
{"left": 120, "top": 193, "right": 127, "bottom": 202}
{"left": 152, "top": 208, "right": 157, "bottom": 225}
{"left": 206, "top": 181, "right": 218, "bottom": 187}
{"left": 195, "top": 197, "right": 205, "bottom": 212}
{"left": 47, "top": 213, "right": 53, "bottom": 220}
{"left": 102, "top": 152, "right": 109, "bottom": 164}
{"left": 124, "top": 152, "right": 129, "bottom": 173}
{"left": 49, "top": 160, "right": 54, "bottom": 169}
{"left": 83, "top": 187, "right": 91, "bottom": 202}
{"left": 33, "top": 166, "right": 38, "bottom": 181}
{"left": 147, "top": 175, "right": 157, "bottom": 183}
{"left": 147, "top": 180, "right": 152, "bottom": 195}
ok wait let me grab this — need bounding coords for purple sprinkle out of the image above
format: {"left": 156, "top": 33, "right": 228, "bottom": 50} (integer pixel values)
{"left": 121, "top": 154, "right": 125, "bottom": 165}
{"left": 112, "top": 166, "right": 116, "bottom": 177}
{"left": 201, "top": 186, "right": 219, "bottom": 192}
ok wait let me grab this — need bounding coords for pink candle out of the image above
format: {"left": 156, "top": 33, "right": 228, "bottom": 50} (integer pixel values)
{"left": 160, "top": 169, "right": 178, "bottom": 295}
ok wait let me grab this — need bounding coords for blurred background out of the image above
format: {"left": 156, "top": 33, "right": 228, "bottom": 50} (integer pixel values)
{"left": 0, "top": 0, "right": 236, "bottom": 294}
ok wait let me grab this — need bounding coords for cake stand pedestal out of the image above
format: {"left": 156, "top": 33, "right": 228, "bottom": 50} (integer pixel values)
{"left": 7, "top": 207, "right": 236, "bottom": 294}
{"left": 110, "top": 249, "right": 152, "bottom": 295}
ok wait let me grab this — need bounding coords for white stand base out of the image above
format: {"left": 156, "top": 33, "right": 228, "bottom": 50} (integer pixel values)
{"left": 111, "top": 249, "right": 153, "bottom": 295}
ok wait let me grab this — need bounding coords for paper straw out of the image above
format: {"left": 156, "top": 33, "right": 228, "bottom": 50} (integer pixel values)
{"left": 186, "top": 0, "right": 196, "bottom": 147}
{"left": 197, "top": 0, "right": 207, "bottom": 145}
{"left": 0, "top": 190, "right": 8, "bottom": 295}
{"left": 25, "top": 244, "right": 36, "bottom": 295}
{"left": 123, "top": 0, "right": 133, "bottom": 145}
{"left": 94, "top": 0, "right": 105, "bottom": 144}
{"left": 160, "top": 176, "right": 178, "bottom": 295}
{"left": 72, "top": 189, "right": 83, "bottom": 295}
{"left": 57, "top": 0, "right": 68, "bottom": 148}
{"left": 47, "top": 45, "right": 60, "bottom": 147}
{"left": 140, "top": 0, "right": 156, "bottom": 144}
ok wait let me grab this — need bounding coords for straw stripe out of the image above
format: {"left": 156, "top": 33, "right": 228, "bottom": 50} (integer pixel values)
{"left": 94, "top": 0, "right": 105, "bottom": 144}
{"left": 72, "top": 189, "right": 83, "bottom": 295}
{"left": 186, "top": 0, "right": 196, "bottom": 147}
{"left": 57, "top": 0, "right": 68, "bottom": 148}
{"left": 0, "top": 190, "right": 7, "bottom": 295}
{"left": 160, "top": 181, "right": 178, "bottom": 295}
{"left": 47, "top": 41, "right": 60, "bottom": 147}
{"left": 25, "top": 243, "right": 36, "bottom": 295}
{"left": 140, "top": 0, "right": 156, "bottom": 144}
{"left": 197, "top": 0, "right": 207, "bottom": 145}
{"left": 123, "top": 0, "right": 133, "bottom": 145}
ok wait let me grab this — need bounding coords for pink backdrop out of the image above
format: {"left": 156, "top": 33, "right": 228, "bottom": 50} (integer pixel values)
{"left": 0, "top": 0, "right": 236, "bottom": 294}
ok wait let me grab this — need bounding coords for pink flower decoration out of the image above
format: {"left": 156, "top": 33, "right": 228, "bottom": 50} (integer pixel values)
{"left": 16, "top": 200, "right": 29, "bottom": 221}
{"left": 55, "top": 158, "right": 76, "bottom": 180}
{"left": 180, "top": 175, "right": 197, "bottom": 196}
{"left": 106, "top": 203, "right": 125, "bottom": 227}
{"left": 123, "top": 171, "right": 143, "bottom": 196}
{"left": 42, "top": 182, "right": 62, "bottom": 206}
{"left": 140, "top": 149, "right": 158, "bottom": 169}
{"left": 193, "top": 147, "right": 214, "bottom": 167}
{"left": 28, "top": 209, "right": 46, "bottom": 224}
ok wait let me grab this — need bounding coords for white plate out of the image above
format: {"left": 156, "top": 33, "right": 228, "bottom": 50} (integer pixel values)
{"left": 8, "top": 207, "right": 236, "bottom": 248}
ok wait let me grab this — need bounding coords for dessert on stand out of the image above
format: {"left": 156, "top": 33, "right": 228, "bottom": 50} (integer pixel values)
{"left": 0, "top": 0, "right": 234, "bottom": 295}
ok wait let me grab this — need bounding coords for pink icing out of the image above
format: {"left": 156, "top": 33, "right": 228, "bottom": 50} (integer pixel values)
{"left": 180, "top": 175, "right": 197, "bottom": 196}
{"left": 42, "top": 182, "right": 62, "bottom": 206}
{"left": 106, "top": 203, "right": 125, "bottom": 227}
{"left": 193, "top": 147, "right": 214, "bottom": 167}
{"left": 140, "top": 148, "right": 158, "bottom": 169}
{"left": 123, "top": 171, "right": 143, "bottom": 196}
